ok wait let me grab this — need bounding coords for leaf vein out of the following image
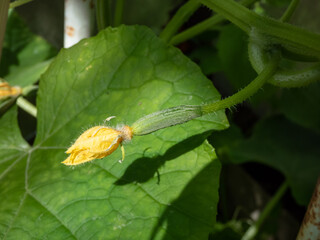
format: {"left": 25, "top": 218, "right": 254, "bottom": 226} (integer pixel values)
{"left": 26, "top": 191, "right": 77, "bottom": 239}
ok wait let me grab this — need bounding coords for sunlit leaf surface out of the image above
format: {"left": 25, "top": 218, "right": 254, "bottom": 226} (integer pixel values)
{"left": 0, "top": 26, "right": 228, "bottom": 239}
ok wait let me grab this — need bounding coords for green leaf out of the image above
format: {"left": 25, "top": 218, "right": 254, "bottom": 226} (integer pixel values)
{"left": 3, "top": 10, "right": 33, "bottom": 53}
{"left": 12, "top": 35, "right": 56, "bottom": 68}
{"left": 0, "top": 10, "right": 33, "bottom": 76}
{"left": 250, "top": 82, "right": 320, "bottom": 133}
{"left": 213, "top": 116, "right": 320, "bottom": 206}
{"left": 0, "top": 25, "right": 228, "bottom": 239}
{"left": 278, "top": 82, "right": 320, "bottom": 133}
{"left": 5, "top": 35, "right": 57, "bottom": 87}
{"left": 0, "top": 106, "right": 30, "bottom": 236}
{"left": 1, "top": 10, "right": 57, "bottom": 87}
{"left": 6, "top": 58, "right": 53, "bottom": 88}
{"left": 0, "top": 98, "right": 17, "bottom": 116}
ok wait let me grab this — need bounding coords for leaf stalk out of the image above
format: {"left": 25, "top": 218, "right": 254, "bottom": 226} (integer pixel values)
{"left": 16, "top": 96, "right": 37, "bottom": 117}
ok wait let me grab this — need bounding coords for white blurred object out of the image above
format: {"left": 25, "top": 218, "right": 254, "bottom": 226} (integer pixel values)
{"left": 64, "top": 0, "right": 95, "bottom": 48}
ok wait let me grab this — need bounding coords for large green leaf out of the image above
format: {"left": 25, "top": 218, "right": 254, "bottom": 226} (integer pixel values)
{"left": 0, "top": 106, "right": 30, "bottom": 236}
{"left": 212, "top": 116, "right": 320, "bottom": 206}
{"left": 0, "top": 25, "right": 228, "bottom": 239}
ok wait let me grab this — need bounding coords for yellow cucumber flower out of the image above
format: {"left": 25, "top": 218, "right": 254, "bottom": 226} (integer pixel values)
{"left": 62, "top": 125, "right": 132, "bottom": 166}
{"left": 0, "top": 81, "right": 22, "bottom": 99}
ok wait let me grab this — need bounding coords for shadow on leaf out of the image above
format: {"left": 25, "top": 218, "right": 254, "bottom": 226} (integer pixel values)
{"left": 114, "top": 131, "right": 212, "bottom": 185}
{"left": 149, "top": 160, "right": 220, "bottom": 240}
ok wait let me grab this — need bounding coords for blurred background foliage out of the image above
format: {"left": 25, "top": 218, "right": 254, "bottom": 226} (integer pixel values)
{"left": 1, "top": 0, "right": 319, "bottom": 239}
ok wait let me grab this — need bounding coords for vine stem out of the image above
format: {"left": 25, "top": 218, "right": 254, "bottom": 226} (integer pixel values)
{"left": 96, "top": 0, "right": 124, "bottom": 28}
{"left": 201, "top": 54, "right": 279, "bottom": 114}
{"left": 160, "top": 0, "right": 201, "bottom": 43}
{"left": 114, "top": 0, "right": 124, "bottom": 27}
{"left": 248, "top": 0, "right": 320, "bottom": 88}
{"left": 132, "top": 53, "right": 280, "bottom": 135}
{"left": 280, "top": 0, "right": 300, "bottom": 22}
{"left": 16, "top": 96, "right": 37, "bottom": 117}
{"left": 170, "top": 0, "right": 257, "bottom": 45}
{"left": 241, "top": 181, "right": 289, "bottom": 240}
{"left": 96, "top": 0, "right": 111, "bottom": 30}
{"left": 200, "top": 0, "right": 320, "bottom": 59}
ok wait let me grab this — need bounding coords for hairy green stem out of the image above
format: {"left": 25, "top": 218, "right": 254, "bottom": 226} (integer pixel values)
{"left": 132, "top": 54, "right": 279, "bottom": 135}
{"left": 248, "top": 36, "right": 320, "bottom": 87}
{"left": 170, "top": 0, "right": 257, "bottom": 45}
{"left": 280, "top": 49, "right": 319, "bottom": 62}
{"left": 160, "top": 0, "right": 201, "bottom": 43}
{"left": 0, "top": 0, "right": 10, "bottom": 63}
{"left": 248, "top": 0, "right": 320, "bottom": 87}
{"left": 114, "top": 0, "right": 124, "bottom": 27}
{"left": 200, "top": 0, "right": 251, "bottom": 32}
{"left": 241, "top": 181, "right": 289, "bottom": 240}
{"left": 200, "top": 0, "right": 320, "bottom": 59}
{"left": 201, "top": 54, "right": 279, "bottom": 114}
{"left": 268, "top": 63, "right": 320, "bottom": 88}
{"left": 9, "top": 0, "right": 33, "bottom": 8}
{"left": 16, "top": 96, "right": 37, "bottom": 117}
